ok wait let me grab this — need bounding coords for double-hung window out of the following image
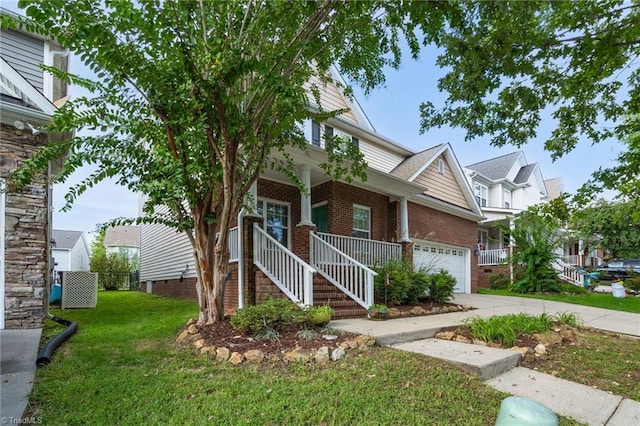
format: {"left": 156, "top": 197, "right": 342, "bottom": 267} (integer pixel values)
{"left": 257, "top": 199, "right": 290, "bottom": 246}
{"left": 503, "top": 189, "right": 511, "bottom": 209}
{"left": 474, "top": 181, "right": 488, "bottom": 207}
{"left": 352, "top": 204, "right": 371, "bottom": 239}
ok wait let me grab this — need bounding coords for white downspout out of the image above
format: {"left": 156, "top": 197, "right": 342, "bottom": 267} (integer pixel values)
{"left": 237, "top": 208, "right": 245, "bottom": 309}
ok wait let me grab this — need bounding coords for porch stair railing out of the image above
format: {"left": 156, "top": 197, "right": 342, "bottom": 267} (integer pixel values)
{"left": 554, "top": 260, "right": 583, "bottom": 287}
{"left": 310, "top": 232, "right": 376, "bottom": 309}
{"left": 317, "top": 232, "right": 402, "bottom": 267}
{"left": 253, "top": 224, "right": 315, "bottom": 306}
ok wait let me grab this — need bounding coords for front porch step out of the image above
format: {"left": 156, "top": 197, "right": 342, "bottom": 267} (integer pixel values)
{"left": 329, "top": 306, "right": 367, "bottom": 320}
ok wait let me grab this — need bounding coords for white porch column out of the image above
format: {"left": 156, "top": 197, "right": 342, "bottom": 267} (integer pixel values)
{"left": 399, "top": 196, "right": 410, "bottom": 242}
{"left": 298, "top": 165, "right": 314, "bottom": 226}
{"left": 509, "top": 217, "right": 515, "bottom": 283}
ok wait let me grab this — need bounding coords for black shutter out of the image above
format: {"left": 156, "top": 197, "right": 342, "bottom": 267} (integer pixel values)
{"left": 351, "top": 136, "right": 359, "bottom": 148}
{"left": 324, "top": 125, "right": 333, "bottom": 149}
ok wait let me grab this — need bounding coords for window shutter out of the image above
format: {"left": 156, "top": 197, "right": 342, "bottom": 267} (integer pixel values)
{"left": 311, "top": 120, "right": 321, "bottom": 146}
{"left": 351, "top": 136, "right": 359, "bottom": 148}
{"left": 325, "top": 125, "right": 333, "bottom": 148}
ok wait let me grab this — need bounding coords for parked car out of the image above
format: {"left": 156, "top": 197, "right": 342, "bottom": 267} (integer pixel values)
{"left": 596, "top": 259, "right": 640, "bottom": 281}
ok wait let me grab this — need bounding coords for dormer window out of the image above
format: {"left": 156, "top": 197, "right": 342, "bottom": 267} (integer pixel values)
{"left": 474, "top": 181, "right": 488, "bottom": 207}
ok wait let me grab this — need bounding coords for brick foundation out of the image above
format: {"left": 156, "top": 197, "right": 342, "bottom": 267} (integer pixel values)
{"left": 476, "top": 264, "right": 511, "bottom": 289}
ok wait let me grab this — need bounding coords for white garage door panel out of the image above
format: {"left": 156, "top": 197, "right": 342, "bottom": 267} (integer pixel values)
{"left": 412, "top": 240, "right": 468, "bottom": 293}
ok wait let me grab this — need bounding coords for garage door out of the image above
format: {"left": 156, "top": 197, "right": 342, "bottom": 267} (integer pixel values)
{"left": 412, "top": 240, "right": 468, "bottom": 293}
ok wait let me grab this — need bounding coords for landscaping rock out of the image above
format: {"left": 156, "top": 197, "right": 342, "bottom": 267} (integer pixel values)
{"left": 472, "top": 339, "right": 488, "bottom": 346}
{"left": 187, "top": 324, "right": 198, "bottom": 334}
{"left": 388, "top": 308, "right": 401, "bottom": 317}
{"left": 410, "top": 306, "right": 427, "bottom": 316}
{"left": 430, "top": 307, "right": 442, "bottom": 314}
{"left": 454, "top": 335, "right": 471, "bottom": 344}
{"left": 229, "top": 352, "right": 244, "bottom": 365}
{"left": 355, "top": 335, "right": 376, "bottom": 348}
{"left": 285, "top": 347, "right": 313, "bottom": 363}
{"left": 193, "top": 338, "right": 206, "bottom": 350}
{"left": 435, "top": 331, "right": 455, "bottom": 340}
{"left": 200, "top": 345, "right": 216, "bottom": 355}
{"left": 331, "top": 347, "right": 346, "bottom": 361}
{"left": 176, "top": 329, "right": 190, "bottom": 344}
{"left": 534, "top": 343, "right": 547, "bottom": 355}
{"left": 340, "top": 339, "right": 358, "bottom": 350}
{"left": 244, "top": 350, "right": 265, "bottom": 364}
{"left": 315, "top": 346, "right": 330, "bottom": 364}
{"left": 216, "top": 347, "right": 231, "bottom": 361}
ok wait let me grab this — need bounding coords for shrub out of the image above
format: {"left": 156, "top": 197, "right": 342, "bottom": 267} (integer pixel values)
{"left": 406, "top": 267, "right": 431, "bottom": 303}
{"left": 428, "top": 269, "right": 456, "bottom": 303}
{"left": 373, "top": 260, "right": 412, "bottom": 305}
{"left": 230, "top": 298, "right": 299, "bottom": 332}
{"left": 488, "top": 272, "right": 510, "bottom": 289}
{"left": 624, "top": 275, "right": 640, "bottom": 294}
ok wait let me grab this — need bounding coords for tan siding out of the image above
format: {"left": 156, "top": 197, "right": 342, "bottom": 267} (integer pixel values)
{"left": 359, "top": 138, "right": 405, "bottom": 173}
{"left": 304, "top": 76, "right": 358, "bottom": 123}
{"left": 412, "top": 156, "right": 471, "bottom": 209}
{"left": 139, "top": 205, "right": 195, "bottom": 282}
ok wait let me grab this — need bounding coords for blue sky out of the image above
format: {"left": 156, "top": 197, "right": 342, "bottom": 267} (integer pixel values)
{"left": 5, "top": 2, "right": 621, "bottom": 237}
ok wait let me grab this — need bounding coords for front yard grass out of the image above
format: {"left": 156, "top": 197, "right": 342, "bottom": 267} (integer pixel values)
{"left": 30, "top": 292, "right": 583, "bottom": 425}
{"left": 478, "top": 288, "right": 640, "bottom": 313}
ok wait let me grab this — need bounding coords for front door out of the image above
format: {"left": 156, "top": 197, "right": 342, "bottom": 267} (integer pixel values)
{"left": 312, "top": 203, "right": 328, "bottom": 233}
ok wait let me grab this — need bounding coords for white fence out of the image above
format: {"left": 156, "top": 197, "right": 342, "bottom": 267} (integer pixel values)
{"left": 317, "top": 232, "right": 401, "bottom": 267}
{"left": 253, "top": 224, "right": 315, "bottom": 305}
{"left": 310, "top": 232, "right": 376, "bottom": 309}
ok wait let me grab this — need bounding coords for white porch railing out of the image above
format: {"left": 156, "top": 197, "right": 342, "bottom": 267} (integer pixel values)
{"left": 554, "top": 260, "right": 583, "bottom": 287}
{"left": 253, "top": 224, "right": 315, "bottom": 306}
{"left": 317, "top": 232, "right": 402, "bottom": 267}
{"left": 310, "top": 232, "right": 376, "bottom": 309}
{"left": 477, "top": 249, "right": 509, "bottom": 266}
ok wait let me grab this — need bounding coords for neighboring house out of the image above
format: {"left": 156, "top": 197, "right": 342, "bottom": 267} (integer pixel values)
{"left": 104, "top": 225, "right": 140, "bottom": 260}
{"left": 463, "top": 152, "right": 598, "bottom": 286}
{"left": 1, "top": 8, "right": 69, "bottom": 329}
{"left": 140, "top": 67, "right": 485, "bottom": 318}
{"left": 52, "top": 230, "right": 90, "bottom": 273}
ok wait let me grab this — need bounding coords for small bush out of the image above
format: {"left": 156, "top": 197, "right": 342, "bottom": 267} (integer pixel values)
{"left": 230, "top": 298, "right": 299, "bottom": 332}
{"left": 373, "top": 260, "right": 412, "bottom": 305}
{"left": 488, "top": 272, "right": 510, "bottom": 289}
{"left": 463, "top": 313, "right": 555, "bottom": 346}
{"left": 624, "top": 276, "right": 640, "bottom": 294}
{"left": 428, "top": 269, "right": 456, "bottom": 303}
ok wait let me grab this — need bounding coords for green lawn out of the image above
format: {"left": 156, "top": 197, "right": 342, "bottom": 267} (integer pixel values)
{"left": 478, "top": 288, "right": 640, "bottom": 313}
{"left": 31, "top": 292, "right": 580, "bottom": 425}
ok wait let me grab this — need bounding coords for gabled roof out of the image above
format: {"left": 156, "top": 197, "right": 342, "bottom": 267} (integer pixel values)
{"left": 104, "top": 225, "right": 140, "bottom": 248}
{"left": 466, "top": 151, "right": 522, "bottom": 181}
{"left": 390, "top": 144, "right": 443, "bottom": 181}
{"left": 52, "top": 230, "right": 84, "bottom": 250}
{"left": 0, "top": 57, "right": 56, "bottom": 116}
{"left": 514, "top": 163, "right": 536, "bottom": 184}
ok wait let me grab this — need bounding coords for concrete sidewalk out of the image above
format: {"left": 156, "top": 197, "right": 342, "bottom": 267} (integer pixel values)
{"left": 0, "top": 328, "right": 42, "bottom": 422}
{"left": 331, "top": 294, "right": 640, "bottom": 425}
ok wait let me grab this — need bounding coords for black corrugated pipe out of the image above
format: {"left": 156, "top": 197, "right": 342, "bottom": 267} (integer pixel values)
{"left": 36, "top": 316, "right": 78, "bottom": 367}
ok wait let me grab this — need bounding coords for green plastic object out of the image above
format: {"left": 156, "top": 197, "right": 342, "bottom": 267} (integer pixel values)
{"left": 495, "top": 396, "right": 558, "bottom": 426}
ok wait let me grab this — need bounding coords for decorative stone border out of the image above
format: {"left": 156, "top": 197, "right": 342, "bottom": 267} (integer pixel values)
{"left": 176, "top": 323, "right": 376, "bottom": 365}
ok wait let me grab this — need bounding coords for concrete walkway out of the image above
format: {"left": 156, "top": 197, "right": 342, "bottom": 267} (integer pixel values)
{"left": 0, "top": 328, "right": 41, "bottom": 423}
{"left": 331, "top": 294, "right": 640, "bottom": 425}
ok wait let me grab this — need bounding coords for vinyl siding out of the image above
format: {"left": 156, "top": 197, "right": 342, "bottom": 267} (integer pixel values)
{"left": 139, "top": 205, "right": 195, "bottom": 282}
{"left": 412, "top": 155, "right": 470, "bottom": 209}
{"left": 1, "top": 29, "right": 44, "bottom": 93}
{"left": 304, "top": 76, "right": 358, "bottom": 123}
{"left": 358, "top": 138, "right": 405, "bottom": 173}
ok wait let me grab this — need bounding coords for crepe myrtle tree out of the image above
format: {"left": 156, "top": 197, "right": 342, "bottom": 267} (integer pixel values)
{"left": 2, "top": 0, "right": 459, "bottom": 324}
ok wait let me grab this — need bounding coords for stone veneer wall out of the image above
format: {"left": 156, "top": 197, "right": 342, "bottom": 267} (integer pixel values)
{"left": 1, "top": 124, "right": 49, "bottom": 329}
